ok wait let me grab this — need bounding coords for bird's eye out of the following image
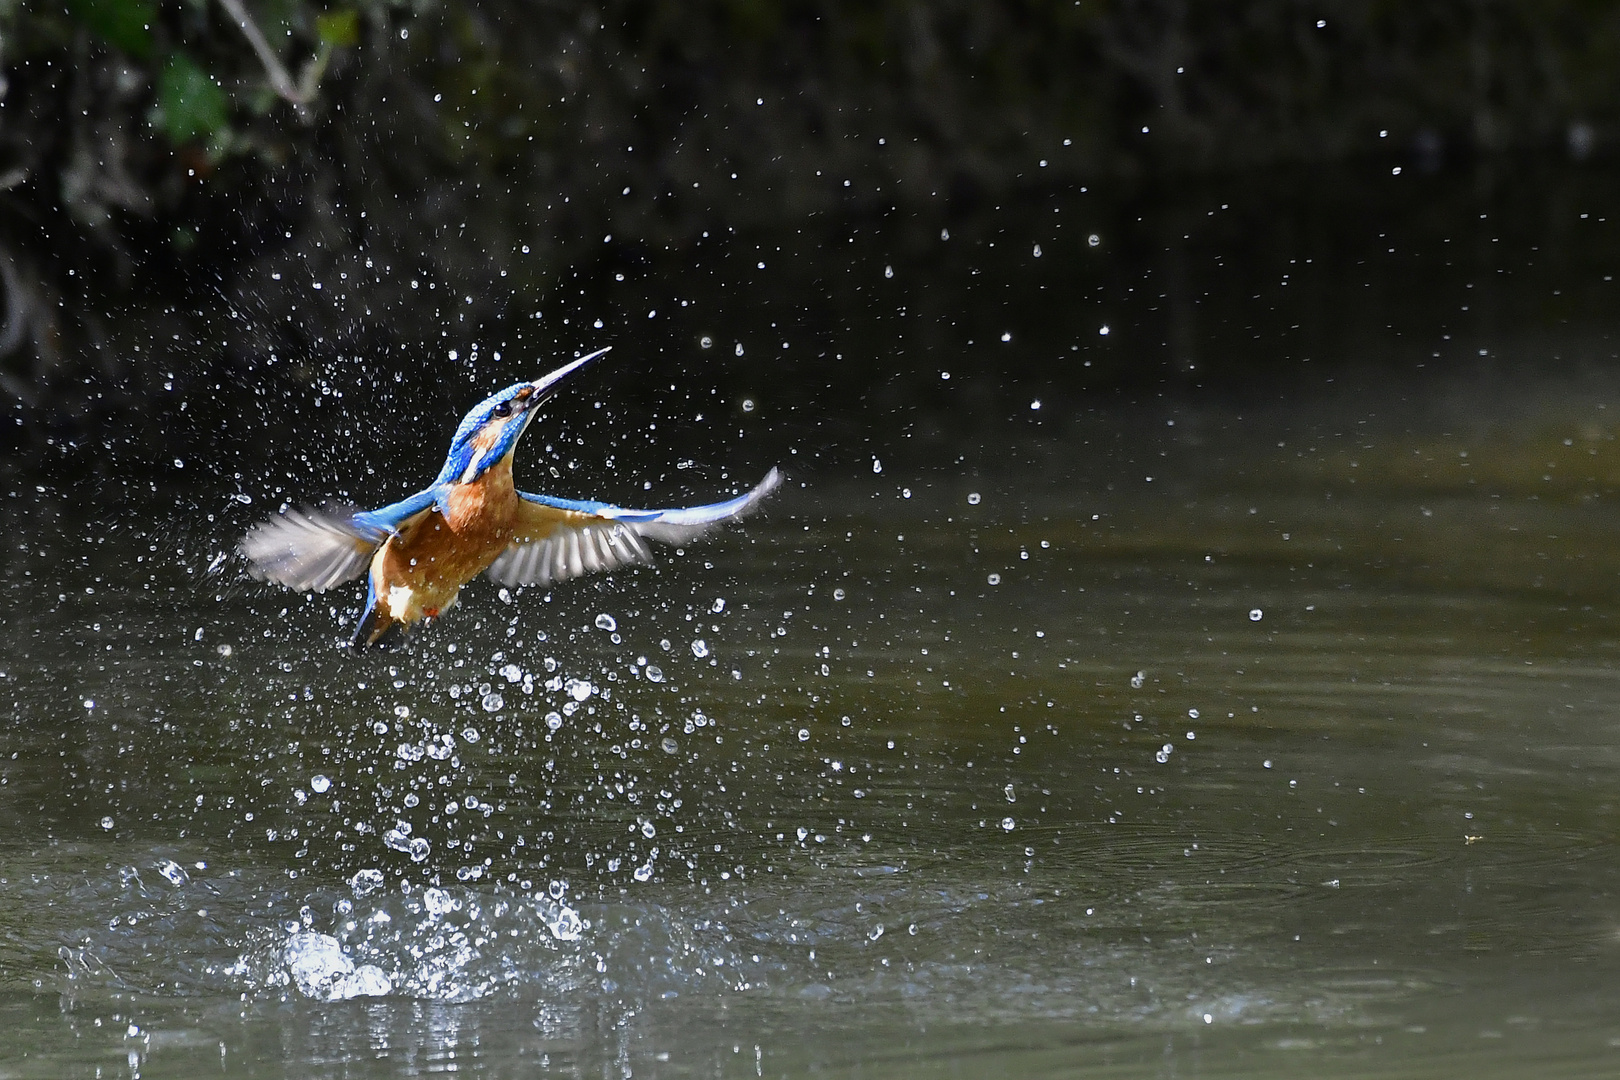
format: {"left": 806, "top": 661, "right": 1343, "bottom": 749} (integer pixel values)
{"left": 493, "top": 401, "right": 513, "bottom": 418}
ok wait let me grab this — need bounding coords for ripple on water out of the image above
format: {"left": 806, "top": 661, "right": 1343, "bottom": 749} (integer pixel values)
{"left": 228, "top": 885, "right": 594, "bottom": 1003}
{"left": 25, "top": 850, "right": 750, "bottom": 1008}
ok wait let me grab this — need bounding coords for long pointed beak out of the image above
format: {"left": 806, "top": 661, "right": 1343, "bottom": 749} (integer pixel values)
{"left": 529, "top": 345, "right": 612, "bottom": 405}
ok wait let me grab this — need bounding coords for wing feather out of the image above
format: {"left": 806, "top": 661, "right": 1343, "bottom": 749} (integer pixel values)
{"left": 241, "top": 487, "right": 440, "bottom": 594}
{"left": 581, "top": 528, "right": 604, "bottom": 574}
{"left": 486, "top": 467, "right": 782, "bottom": 588}
{"left": 239, "top": 507, "right": 377, "bottom": 592}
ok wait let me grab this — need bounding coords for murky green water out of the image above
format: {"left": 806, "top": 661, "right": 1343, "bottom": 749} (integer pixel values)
{"left": 8, "top": 164, "right": 1620, "bottom": 1076}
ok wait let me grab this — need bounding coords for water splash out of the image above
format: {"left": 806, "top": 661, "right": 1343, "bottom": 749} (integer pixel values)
{"left": 284, "top": 932, "right": 391, "bottom": 1000}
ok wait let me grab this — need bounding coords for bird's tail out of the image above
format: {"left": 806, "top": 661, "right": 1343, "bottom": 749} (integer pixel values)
{"left": 351, "top": 589, "right": 407, "bottom": 650}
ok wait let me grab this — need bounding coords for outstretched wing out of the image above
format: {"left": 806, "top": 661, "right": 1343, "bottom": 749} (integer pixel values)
{"left": 240, "top": 488, "right": 440, "bottom": 593}
{"left": 488, "top": 467, "right": 782, "bottom": 588}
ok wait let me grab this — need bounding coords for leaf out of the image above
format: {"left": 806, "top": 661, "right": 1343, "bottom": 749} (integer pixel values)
{"left": 155, "top": 54, "right": 229, "bottom": 145}
{"left": 315, "top": 10, "right": 360, "bottom": 48}
{"left": 66, "top": 0, "right": 156, "bottom": 58}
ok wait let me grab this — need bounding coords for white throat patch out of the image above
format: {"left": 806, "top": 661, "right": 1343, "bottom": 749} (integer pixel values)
{"left": 460, "top": 447, "right": 495, "bottom": 485}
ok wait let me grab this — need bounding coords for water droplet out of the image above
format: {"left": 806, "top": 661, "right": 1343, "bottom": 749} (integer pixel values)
{"left": 710, "top": 598, "right": 725, "bottom": 614}
{"left": 345, "top": 965, "right": 391, "bottom": 998}
{"left": 284, "top": 932, "right": 358, "bottom": 1000}
{"left": 1001, "top": 817, "right": 1016, "bottom": 831}
{"left": 594, "top": 613, "right": 618, "bottom": 632}
{"left": 349, "top": 868, "right": 384, "bottom": 897}
{"left": 1131, "top": 671, "right": 1145, "bottom": 688}
{"left": 661, "top": 737, "right": 679, "bottom": 754}
{"left": 546, "top": 904, "right": 583, "bottom": 941}
{"left": 1033, "top": 244, "right": 1042, "bottom": 257}
{"left": 1000, "top": 332, "right": 1012, "bottom": 342}
{"left": 310, "top": 775, "right": 331, "bottom": 794}
{"left": 645, "top": 666, "right": 665, "bottom": 683}
{"left": 884, "top": 265, "right": 894, "bottom": 279}
{"left": 872, "top": 458, "right": 883, "bottom": 474}
{"left": 691, "top": 639, "right": 709, "bottom": 658}
{"left": 100, "top": 816, "right": 114, "bottom": 830}
{"left": 481, "top": 692, "right": 504, "bottom": 712}
{"left": 565, "top": 678, "right": 594, "bottom": 702}
{"left": 1249, "top": 608, "right": 1263, "bottom": 622}
{"left": 798, "top": 728, "right": 810, "bottom": 742}
{"left": 967, "top": 492, "right": 981, "bottom": 505}
{"left": 546, "top": 712, "right": 564, "bottom": 731}
{"left": 641, "top": 820, "right": 657, "bottom": 838}
{"left": 1004, "top": 784, "right": 1016, "bottom": 802}
{"left": 987, "top": 573, "right": 1001, "bottom": 585}
{"left": 832, "top": 588, "right": 846, "bottom": 600}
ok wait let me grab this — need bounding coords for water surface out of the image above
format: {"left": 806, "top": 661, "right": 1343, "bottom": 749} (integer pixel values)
{"left": 6, "top": 163, "right": 1620, "bottom": 1077}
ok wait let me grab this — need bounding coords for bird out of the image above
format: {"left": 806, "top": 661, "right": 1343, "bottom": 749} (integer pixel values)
{"left": 240, "top": 346, "right": 782, "bottom": 648}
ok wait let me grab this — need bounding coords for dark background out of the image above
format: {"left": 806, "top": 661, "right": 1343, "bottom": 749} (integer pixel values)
{"left": 4, "top": 0, "right": 1620, "bottom": 482}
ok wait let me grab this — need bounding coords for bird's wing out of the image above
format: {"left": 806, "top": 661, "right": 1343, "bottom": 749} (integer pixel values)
{"left": 487, "top": 467, "right": 782, "bottom": 588}
{"left": 240, "top": 488, "right": 440, "bottom": 592}
{"left": 351, "top": 488, "right": 443, "bottom": 539}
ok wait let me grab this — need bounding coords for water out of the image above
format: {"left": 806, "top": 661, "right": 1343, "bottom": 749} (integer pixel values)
{"left": 8, "top": 162, "right": 1620, "bottom": 1076}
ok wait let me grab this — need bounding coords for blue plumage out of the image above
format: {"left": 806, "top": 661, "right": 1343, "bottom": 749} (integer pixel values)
{"left": 240, "top": 347, "right": 782, "bottom": 647}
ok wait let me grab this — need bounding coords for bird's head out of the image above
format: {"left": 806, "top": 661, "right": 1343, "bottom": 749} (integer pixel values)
{"left": 437, "top": 346, "right": 611, "bottom": 485}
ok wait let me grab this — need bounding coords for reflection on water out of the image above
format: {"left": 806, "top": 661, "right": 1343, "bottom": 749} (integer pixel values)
{"left": 9, "top": 165, "right": 1620, "bottom": 1077}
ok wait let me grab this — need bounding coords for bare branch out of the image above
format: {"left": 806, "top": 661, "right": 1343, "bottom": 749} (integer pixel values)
{"left": 216, "top": 0, "right": 313, "bottom": 106}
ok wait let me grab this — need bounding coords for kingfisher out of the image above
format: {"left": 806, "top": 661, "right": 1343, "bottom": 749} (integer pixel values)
{"left": 241, "top": 346, "right": 782, "bottom": 648}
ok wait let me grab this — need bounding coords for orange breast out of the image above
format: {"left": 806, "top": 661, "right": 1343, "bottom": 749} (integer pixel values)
{"left": 369, "top": 457, "right": 520, "bottom": 623}
{"left": 443, "top": 465, "right": 516, "bottom": 536}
